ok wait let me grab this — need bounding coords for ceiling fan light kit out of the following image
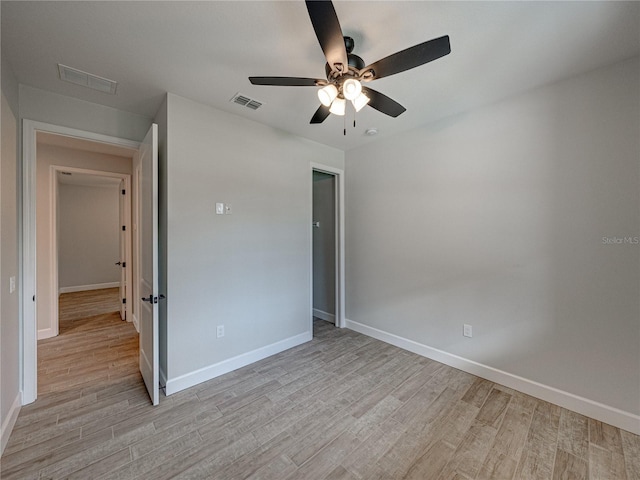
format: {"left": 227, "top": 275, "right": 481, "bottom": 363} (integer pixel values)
{"left": 329, "top": 96, "right": 346, "bottom": 116}
{"left": 342, "top": 78, "right": 362, "bottom": 100}
{"left": 352, "top": 92, "right": 370, "bottom": 112}
{"left": 249, "top": 0, "right": 451, "bottom": 129}
{"left": 318, "top": 84, "right": 338, "bottom": 106}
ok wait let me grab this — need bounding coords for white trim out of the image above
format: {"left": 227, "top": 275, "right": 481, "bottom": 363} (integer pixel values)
{"left": 131, "top": 313, "right": 139, "bottom": 332}
{"left": 58, "top": 282, "right": 120, "bottom": 294}
{"left": 1, "top": 392, "right": 22, "bottom": 455}
{"left": 313, "top": 308, "right": 336, "bottom": 324}
{"left": 310, "top": 163, "right": 345, "bottom": 329}
{"left": 345, "top": 319, "right": 640, "bottom": 435}
{"left": 22, "top": 119, "right": 140, "bottom": 405}
{"left": 164, "top": 331, "right": 312, "bottom": 395}
{"left": 49, "top": 167, "right": 59, "bottom": 338}
{"left": 37, "top": 327, "right": 56, "bottom": 340}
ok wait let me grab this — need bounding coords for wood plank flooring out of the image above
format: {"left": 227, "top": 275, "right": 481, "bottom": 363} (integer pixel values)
{"left": 2, "top": 290, "right": 638, "bottom": 479}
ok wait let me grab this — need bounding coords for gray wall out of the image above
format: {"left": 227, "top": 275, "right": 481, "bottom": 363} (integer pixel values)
{"left": 1, "top": 56, "right": 21, "bottom": 454}
{"left": 313, "top": 171, "right": 335, "bottom": 317}
{"left": 345, "top": 56, "right": 640, "bottom": 416}
{"left": 163, "top": 93, "right": 344, "bottom": 385}
{"left": 58, "top": 183, "right": 120, "bottom": 289}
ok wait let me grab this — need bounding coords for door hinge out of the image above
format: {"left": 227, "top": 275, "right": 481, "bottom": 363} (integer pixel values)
{"left": 122, "top": 189, "right": 126, "bottom": 195}
{"left": 122, "top": 298, "right": 126, "bottom": 304}
{"left": 33, "top": 295, "right": 36, "bottom": 302}
{"left": 122, "top": 225, "right": 126, "bottom": 231}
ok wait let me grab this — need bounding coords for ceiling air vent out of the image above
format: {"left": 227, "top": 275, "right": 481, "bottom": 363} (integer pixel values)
{"left": 231, "top": 93, "right": 263, "bottom": 111}
{"left": 57, "top": 64, "right": 118, "bottom": 95}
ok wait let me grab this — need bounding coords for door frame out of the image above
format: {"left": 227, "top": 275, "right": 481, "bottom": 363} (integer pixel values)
{"left": 48, "top": 165, "right": 132, "bottom": 338}
{"left": 310, "top": 163, "right": 345, "bottom": 329}
{"left": 21, "top": 119, "right": 140, "bottom": 404}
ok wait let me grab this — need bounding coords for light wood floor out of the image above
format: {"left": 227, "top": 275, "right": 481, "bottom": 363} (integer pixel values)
{"left": 1, "top": 290, "right": 638, "bottom": 479}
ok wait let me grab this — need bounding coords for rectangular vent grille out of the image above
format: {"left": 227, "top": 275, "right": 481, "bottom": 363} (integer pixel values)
{"left": 231, "top": 93, "right": 263, "bottom": 111}
{"left": 58, "top": 64, "right": 118, "bottom": 95}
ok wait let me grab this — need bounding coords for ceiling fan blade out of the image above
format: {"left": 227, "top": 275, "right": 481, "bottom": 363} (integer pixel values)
{"left": 305, "top": 0, "right": 348, "bottom": 75}
{"left": 362, "top": 35, "right": 451, "bottom": 81}
{"left": 249, "top": 77, "right": 325, "bottom": 86}
{"left": 362, "top": 87, "right": 406, "bottom": 117}
{"left": 310, "top": 104, "right": 331, "bottom": 124}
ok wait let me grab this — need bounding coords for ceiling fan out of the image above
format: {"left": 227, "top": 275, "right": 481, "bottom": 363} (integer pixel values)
{"left": 249, "top": 0, "right": 451, "bottom": 125}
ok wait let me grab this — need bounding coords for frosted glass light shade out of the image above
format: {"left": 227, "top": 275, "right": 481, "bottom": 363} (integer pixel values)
{"left": 352, "top": 92, "right": 370, "bottom": 112}
{"left": 329, "top": 97, "right": 346, "bottom": 116}
{"left": 318, "top": 84, "right": 338, "bottom": 107}
{"left": 342, "top": 79, "right": 362, "bottom": 101}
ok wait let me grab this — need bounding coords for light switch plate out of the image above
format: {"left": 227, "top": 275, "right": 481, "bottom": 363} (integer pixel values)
{"left": 225, "top": 203, "right": 232, "bottom": 215}
{"left": 216, "top": 203, "right": 224, "bottom": 215}
{"left": 9, "top": 276, "right": 16, "bottom": 293}
{"left": 463, "top": 324, "right": 473, "bottom": 338}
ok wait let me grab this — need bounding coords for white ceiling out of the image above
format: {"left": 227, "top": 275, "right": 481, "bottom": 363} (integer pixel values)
{"left": 3, "top": 1, "right": 639, "bottom": 151}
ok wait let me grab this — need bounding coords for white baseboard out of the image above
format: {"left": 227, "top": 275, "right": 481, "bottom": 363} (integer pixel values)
{"left": 131, "top": 313, "right": 139, "bottom": 333}
{"left": 1, "top": 392, "right": 22, "bottom": 455}
{"left": 346, "top": 319, "right": 640, "bottom": 435}
{"left": 59, "top": 282, "right": 119, "bottom": 294}
{"left": 313, "top": 308, "right": 335, "bottom": 323}
{"left": 165, "top": 331, "right": 312, "bottom": 395}
{"left": 37, "top": 327, "right": 56, "bottom": 340}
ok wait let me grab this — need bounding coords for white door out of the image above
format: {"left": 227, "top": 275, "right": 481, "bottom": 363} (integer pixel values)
{"left": 118, "top": 179, "right": 127, "bottom": 320}
{"left": 138, "top": 124, "right": 159, "bottom": 405}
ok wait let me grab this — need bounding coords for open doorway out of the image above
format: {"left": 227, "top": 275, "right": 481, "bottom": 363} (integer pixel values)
{"left": 36, "top": 135, "right": 134, "bottom": 340}
{"left": 21, "top": 123, "right": 141, "bottom": 403}
{"left": 311, "top": 164, "right": 345, "bottom": 332}
{"left": 23, "top": 120, "right": 160, "bottom": 407}
{"left": 52, "top": 168, "right": 132, "bottom": 331}
{"left": 313, "top": 171, "right": 336, "bottom": 323}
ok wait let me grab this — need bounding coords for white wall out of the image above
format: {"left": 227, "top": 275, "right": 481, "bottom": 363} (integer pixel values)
{"left": 163, "top": 93, "right": 344, "bottom": 392}
{"left": 1, "top": 57, "right": 21, "bottom": 454}
{"left": 35, "top": 144, "right": 131, "bottom": 334}
{"left": 58, "top": 183, "right": 120, "bottom": 290}
{"left": 345, "top": 57, "right": 640, "bottom": 429}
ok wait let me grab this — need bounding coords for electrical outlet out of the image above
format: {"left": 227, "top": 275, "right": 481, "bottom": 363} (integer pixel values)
{"left": 216, "top": 325, "right": 225, "bottom": 338}
{"left": 463, "top": 324, "right": 473, "bottom": 338}
{"left": 9, "top": 276, "right": 16, "bottom": 293}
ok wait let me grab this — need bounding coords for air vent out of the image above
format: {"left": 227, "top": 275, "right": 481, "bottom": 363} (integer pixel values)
{"left": 230, "top": 93, "right": 263, "bottom": 111}
{"left": 57, "top": 64, "right": 118, "bottom": 95}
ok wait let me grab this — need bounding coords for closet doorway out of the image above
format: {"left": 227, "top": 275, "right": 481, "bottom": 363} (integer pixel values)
{"left": 311, "top": 164, "right": 345, "bottom": 329}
